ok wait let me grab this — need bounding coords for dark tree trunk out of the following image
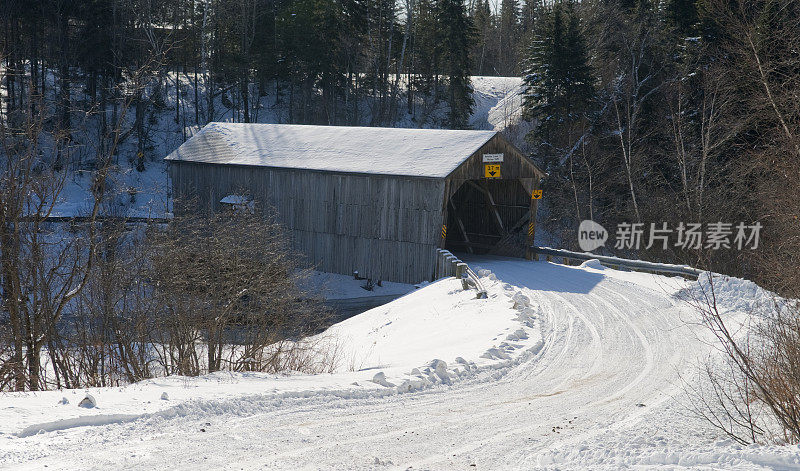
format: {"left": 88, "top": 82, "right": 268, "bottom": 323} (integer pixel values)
{"left": 135, "top": 88, "right": 146, "bottom": 172}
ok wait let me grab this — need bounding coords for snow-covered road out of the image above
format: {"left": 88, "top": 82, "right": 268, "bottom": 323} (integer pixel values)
{"left": 3, "top": 258, "right": 798, "bottom": 469}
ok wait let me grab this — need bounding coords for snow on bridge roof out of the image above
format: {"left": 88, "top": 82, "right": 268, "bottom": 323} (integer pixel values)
{"left": 164, "top": 122, "right": 498, "bottom": 178}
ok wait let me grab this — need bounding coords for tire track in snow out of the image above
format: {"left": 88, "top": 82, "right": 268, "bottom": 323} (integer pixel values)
{"left": 5, "top": 260, "right": 710, "bottom": 470}
{"left": 582, "top": 283, "right": 655, "bottom": 404}
{"left": 245, "top": 262, "right": 688, "bottom": 470}
{"left": 404, "top": 262, "right": 698, "bottom": 469}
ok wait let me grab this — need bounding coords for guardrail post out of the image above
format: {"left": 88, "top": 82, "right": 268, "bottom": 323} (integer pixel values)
{"left": 445, "top": 255, "right": 455, "bottom": 277}
{"left": 456, "top": 263, "right": 469, "bottom": 290}
{"left": 432, "top": 254, "right": 489, "bottom": 299}
{"left": 455, "top": 262, "right": 466, "bottom": 278}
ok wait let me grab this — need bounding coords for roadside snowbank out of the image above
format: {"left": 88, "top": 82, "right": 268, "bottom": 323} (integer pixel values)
{"left": 678, "top": 272, "right": 782, "bottom": 315}
{"left": 0, "top": 274, "right": 541, "bottom": 439}
{"left": 326, "top": 271, "right": 543, "bottom": 386}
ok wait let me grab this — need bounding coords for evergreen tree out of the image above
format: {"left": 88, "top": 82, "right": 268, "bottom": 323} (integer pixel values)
{"left": 499, "top": 0, "right": 520, "bottom": 75}
{"left": 410, "top": 0, "right": 440, "bottom": 99}
{"left": 522, "top": 2, "right": 594, "bottom": 159}
{"left": 665, "top": 0, "right": 699, "bottom": 36}
{"left": 471, "top": 0, "right": 493, "bottom": 75}
{"left": 520, "top": 0, "right": 539, "bottom": 36}
{"left": 277, "top": 0, "right": 350, "bottom": 123}
{"left": 437, "top": 0, "right": 475, "bottom": 128}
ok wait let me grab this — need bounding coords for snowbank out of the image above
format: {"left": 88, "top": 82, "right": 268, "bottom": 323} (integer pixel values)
{"left": 0, "top": 274, "right": 542, "bottom": 439}
{"left": 677, "top": 272, "right": 784, "bottom": 315}
{"left": 326, "top": 273, "right": 542, "bottom": 381}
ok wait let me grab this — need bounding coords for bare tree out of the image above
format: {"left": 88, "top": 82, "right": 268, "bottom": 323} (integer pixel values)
{"left": 608, "top": 25, "right": 664, "bottom": 224}
{"left": 701, "top": 0, "right": 800, "bottom": 294}
{"left": 0, "top": 63, "right": 151, "bottom": 390}
{"left": 666, "top": 62, "right": 746, "bottom": 223}
{"left": 0, "top": 96, "right": 100, "bottom": 391}
{"left": 50, "top": 220, "right": 157, "bottom": 388}
{"left": 682, "top": 274, "right": 800, "bottom": 444}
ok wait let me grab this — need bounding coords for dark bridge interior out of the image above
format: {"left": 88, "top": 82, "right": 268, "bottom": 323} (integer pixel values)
{"left": 444, "top": 179, "right": 532, "bottom": 257}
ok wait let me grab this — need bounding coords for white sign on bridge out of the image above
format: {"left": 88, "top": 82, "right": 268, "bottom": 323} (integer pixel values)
{"left": 482, "top": 153, "right": 504, "bottom": 163}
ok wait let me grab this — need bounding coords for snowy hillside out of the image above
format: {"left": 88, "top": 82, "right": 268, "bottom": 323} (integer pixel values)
{"left": 470, "top": 76, "right": 524, "bottom": 131}
{"left": 2, "top": 258, "right": 798, "bottom": 469}
{"left": 53, "top": 76, "right": 526, "bottom": 219}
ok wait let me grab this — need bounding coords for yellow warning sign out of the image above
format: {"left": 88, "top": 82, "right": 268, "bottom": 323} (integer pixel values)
{"left": 532, "top": 189, "right": 543, "bottom": 200}
{"left": 484, "top": 164, "right": 501, "bottom": 179}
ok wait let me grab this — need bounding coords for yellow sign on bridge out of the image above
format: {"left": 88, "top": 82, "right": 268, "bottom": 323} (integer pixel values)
{"left": 484, "top": 164, "right": 501, "bottom": 179}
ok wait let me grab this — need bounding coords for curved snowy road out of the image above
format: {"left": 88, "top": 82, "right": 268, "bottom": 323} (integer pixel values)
{"left": 7, "top": 260, "right": 738, "bottom": 469}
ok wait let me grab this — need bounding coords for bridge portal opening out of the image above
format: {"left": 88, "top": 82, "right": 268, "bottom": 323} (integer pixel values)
{"left": 444, "top": 179, "right": 532, "bottom": 257}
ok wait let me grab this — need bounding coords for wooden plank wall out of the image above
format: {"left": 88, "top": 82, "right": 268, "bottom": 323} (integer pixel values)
{"left": 446, "top": 134, "right": 544, "bottom": 190}
{"left": 169, "top": 162, "right": 445, "bottom": 284}
{"left": 443, "top": 133, "right": 543, "bottom": 256}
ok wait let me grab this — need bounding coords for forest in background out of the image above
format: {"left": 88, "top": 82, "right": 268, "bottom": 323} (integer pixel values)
{"left": 1, "top": 0, "right": 799, "bottom": 293}
{"left": 519, "top": 0, "right": 799, "bottom": 297}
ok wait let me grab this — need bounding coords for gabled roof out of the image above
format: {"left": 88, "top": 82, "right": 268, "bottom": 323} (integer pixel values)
{"left": 164, "top": 123, "right": 498, "bottom": 178}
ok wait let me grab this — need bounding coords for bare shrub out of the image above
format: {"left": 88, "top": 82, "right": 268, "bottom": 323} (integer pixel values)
{"left": 146, "top": 206, "right": 332, "bottom": 376}
{"left": 684, "top": 275, "right": 800, "bottom": 444}
{"left": 17, "top": 207, "right": 338, "bottom": 388}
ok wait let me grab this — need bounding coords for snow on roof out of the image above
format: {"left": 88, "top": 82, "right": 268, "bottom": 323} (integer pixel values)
{"left": 165, "top": 123, "right": 498, "bottom": 178}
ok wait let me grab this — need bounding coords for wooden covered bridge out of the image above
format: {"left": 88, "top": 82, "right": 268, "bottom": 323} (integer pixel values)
{"left": 165, "top": 123, "right": 545, "bottom": 284}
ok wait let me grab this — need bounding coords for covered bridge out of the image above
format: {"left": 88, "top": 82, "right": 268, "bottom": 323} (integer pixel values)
{"left": 166, "top": 123, "right": 545, "bottom": 284}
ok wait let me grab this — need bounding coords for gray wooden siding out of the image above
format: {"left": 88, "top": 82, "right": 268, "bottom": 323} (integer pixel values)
{"left": 446, "top": 134, "right": 544, "bottom": 185}
{"left": 169, "top": 162, "right": 444, "bottom": 284}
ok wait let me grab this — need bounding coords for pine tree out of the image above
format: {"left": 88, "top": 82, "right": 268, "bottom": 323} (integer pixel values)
{"left": 522, "top": 2, "right": 594, "bottom": 157}
{"left": 665, "top": 0, "right": 699, "bottom": 37}
{"left": 471, "top": 0, "right": 493, "bottom": 75}
{"left": 499, "top": 0, "right": 520, "bottom": 75}
{"left": 520, "top": 0, "right": 539, "bottom": 36}
{"left": 410, "top": 0, "right": 440, "bottom": 99}
{"left": 437, "top": 0, "right": 475, "bottom": 128}
{"left": 521, "top": 4, "right": 563, "bottom": 130}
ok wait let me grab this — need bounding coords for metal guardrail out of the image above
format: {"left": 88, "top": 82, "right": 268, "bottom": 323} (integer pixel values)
{"left": 531, "top": 246, "right": 703, "bottom": 280}
{"left": 434, "top": 249, "right": 488, "bottom": 299}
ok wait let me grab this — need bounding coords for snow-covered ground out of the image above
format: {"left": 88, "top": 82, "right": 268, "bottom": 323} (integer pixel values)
{"left": 304, "top": 270, "right": 415, "bottom": 300}
{"left": 470, "top": 76, "right": 524, "bottom": 131}
{"left": 2, "top": 257, "right": 798, "bottom": 469}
